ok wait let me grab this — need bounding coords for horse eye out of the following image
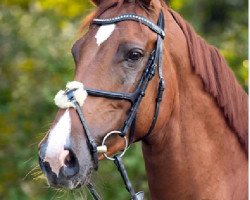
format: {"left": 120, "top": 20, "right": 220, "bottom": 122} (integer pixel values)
{"left": 126, "top": 49, "right": 143, "bottom": 62}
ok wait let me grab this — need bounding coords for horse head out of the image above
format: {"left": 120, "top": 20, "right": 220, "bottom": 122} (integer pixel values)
{"left": 38, "top": 0, "right": 248, "bottom": 199}
{"left": 38, "top": 0, "right": 171, "bottom": 189}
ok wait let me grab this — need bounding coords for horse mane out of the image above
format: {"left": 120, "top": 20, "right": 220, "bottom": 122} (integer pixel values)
{"left": 168, "top": 9, "right": 248, "bottom": 154}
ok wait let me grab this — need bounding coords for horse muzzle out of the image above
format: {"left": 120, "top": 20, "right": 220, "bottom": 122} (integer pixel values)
{"left": 38, "top": 143, "right": 83, "bottom": 189}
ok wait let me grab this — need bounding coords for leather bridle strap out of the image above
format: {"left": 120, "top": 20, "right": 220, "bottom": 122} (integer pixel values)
{"left": 63, "top": 11, "right": 165, "bottom": 173}
{"left": 145, "top": 11, "right": 165, "bottom": 137}
{"left": 66, "top": 90, "right": 99, "bottom": 170}
{"left": 69, "top": 11, "right": 165, "bottom": 200}
{"left": 92, "top": 13, "right": 165, "bottom": 38}
{"left": 88, "top": 11, "right": 165, "bottom": 143}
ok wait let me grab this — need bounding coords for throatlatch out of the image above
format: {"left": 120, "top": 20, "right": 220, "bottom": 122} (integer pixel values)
{"left": 54, "top": 10, "right": 165, "bottom": 200}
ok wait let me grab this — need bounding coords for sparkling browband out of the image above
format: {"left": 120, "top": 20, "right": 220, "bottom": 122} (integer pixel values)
{"left": 92, "top": 14, "right": 165, "bottom": 39}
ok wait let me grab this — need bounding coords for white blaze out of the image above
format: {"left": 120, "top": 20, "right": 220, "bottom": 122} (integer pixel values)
{"left": 44, "top": 81, "right": 87, "bottom": 176}
{"left": 95, "top": 24, "right": 116, "bottom": 46}
{"left": 44, "top": 109, "right": 71, "bottom": 175}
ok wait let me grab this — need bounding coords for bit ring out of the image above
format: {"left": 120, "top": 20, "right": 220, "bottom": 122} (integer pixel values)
{"left": 101, "top": 131, "right": 128, "bottom": 161}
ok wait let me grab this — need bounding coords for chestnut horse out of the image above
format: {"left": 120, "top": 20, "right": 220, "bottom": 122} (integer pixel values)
{"left": 38, "top": 0, "right": 248, "bottom": 199}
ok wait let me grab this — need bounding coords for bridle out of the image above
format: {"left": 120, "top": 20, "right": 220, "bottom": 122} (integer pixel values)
{"left": 63, "top": 11, "right": 165, "bottom": 200}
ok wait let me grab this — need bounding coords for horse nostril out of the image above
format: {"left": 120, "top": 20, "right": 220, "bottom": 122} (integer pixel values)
{"left": 38, "top": 148, "right": 79, "bottom": 182}
{"left": 64, "top": 150, "right": 76, "bottom": 168}
{"left": 61, "top": 149, "right": 79, "bottom": 178}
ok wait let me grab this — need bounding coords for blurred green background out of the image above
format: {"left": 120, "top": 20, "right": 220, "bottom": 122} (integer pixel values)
{"left": 0, "top": 0, "right": 247, "bottom": 199}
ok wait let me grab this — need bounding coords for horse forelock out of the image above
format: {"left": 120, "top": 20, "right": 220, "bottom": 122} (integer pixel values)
{"left": 169, "top": 9, "right": 248, "bottom": 154}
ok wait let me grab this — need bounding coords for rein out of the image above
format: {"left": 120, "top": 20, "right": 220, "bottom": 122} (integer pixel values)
{"left": 55, "top": 11, "right": 165, "bottom": 200}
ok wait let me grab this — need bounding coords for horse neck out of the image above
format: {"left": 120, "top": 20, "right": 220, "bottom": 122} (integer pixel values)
{"left": 141, "top": 8, "right": 248, "bottom": 200}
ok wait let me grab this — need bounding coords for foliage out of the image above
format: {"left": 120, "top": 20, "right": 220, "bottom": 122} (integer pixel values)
{"left": 0, "top": 0, "right": 247, "bottom": 199}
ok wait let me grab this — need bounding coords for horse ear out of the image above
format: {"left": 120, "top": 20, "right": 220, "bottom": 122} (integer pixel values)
{"left": 91, "top": 0, "right": 101, "bottom": 5}
{"left": 136, "top": 0, "right": 153, "bottom": 8}
{"left": 92, "top": 0, "right": 153, "bottom": 7}
{"left": 91, "top": 0, "right": 119, "bottom": 5}
{"left": 141, "top": 0, "right": 152, "bottom": 5}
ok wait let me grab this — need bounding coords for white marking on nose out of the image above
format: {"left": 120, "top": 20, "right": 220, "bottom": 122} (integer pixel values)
{"left": 44, "top": 109, "right": 71, "bottom": 176}
{"left": 95, "top": 24, "right": 116, "bottom": 46}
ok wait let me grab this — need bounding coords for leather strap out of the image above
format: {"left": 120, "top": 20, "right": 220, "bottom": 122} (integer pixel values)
{"left": 92, "top": 14, "right": 165, "bottom": 39}
{"left": 71, "top": 10, "right": 165, "bottom": 200}
{"left": 88, "top": 11, "right": 165, "bottom": 143}
{"left": 144, "top": 11, "right": 165, "bottom": 137}
{"left": 114, "top": 155, "right": 144, "bottom": 200}
{"left": 66, "top": 90, "right": 99, "bottom": 170}
{"left": 87, "top": 183, "right": 102, "bottom": 200}
{"left": 65, "top": 11, "right": 165, "bottom": 170}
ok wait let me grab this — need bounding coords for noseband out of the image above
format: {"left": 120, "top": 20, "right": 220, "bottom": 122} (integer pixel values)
{"left": 58, "top": 11, "right": 165, "bottom": 200}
